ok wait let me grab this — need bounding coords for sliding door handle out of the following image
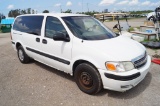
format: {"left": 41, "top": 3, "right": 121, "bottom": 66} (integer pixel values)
{"left": 36, "top": 38, "right": 40, "bottom": 42}
{"left": 42, "top": 39, "right": 47, "bottom": 44}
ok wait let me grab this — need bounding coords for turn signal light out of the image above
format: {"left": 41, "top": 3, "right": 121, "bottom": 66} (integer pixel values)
{"left": 106, "top": 63, "right": 116, "bottom": 71}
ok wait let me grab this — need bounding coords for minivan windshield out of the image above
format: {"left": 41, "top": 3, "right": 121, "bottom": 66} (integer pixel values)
{"left": 62, "top": 16, "right": 116, "bottom": 40}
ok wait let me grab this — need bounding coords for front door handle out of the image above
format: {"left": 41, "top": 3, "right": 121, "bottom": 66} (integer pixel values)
{"left": 42, "top": 39, "right": 47, "bottom": 44}
{"left": 36, "top": 38, "right": 40, "bottom": 42}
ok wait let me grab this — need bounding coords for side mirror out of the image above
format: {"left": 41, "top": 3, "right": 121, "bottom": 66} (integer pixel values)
{"left": 53, "top": 33, "right": 70, "bottom": 42}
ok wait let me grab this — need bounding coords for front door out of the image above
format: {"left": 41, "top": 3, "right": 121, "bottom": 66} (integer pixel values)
{"left": 41, "top": 16, "right": 72, "bottom": 73}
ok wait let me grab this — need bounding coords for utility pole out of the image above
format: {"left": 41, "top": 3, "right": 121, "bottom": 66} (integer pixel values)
{"left": 82, "top": 0, "right": 83, "bottom": 13}
{"left": 60, "top": 5, "right": 62, "bottom": 13}
{"left": 87, "top": 3, "right": 89, "bottom": 12}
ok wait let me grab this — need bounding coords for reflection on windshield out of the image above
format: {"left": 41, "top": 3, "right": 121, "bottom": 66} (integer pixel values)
{"left": 62, "top": 16, "right": 116, "bottom": 40}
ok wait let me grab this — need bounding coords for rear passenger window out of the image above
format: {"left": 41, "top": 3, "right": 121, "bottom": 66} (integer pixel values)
{"left": 45, "top": 16, "right": 67, "bottom": 38}
{"left": 13, "top": 16, "right": 44, "bottom": 35}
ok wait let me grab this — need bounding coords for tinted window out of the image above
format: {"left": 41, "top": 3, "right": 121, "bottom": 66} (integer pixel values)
{"left": 13, "top": 16, "right": 44, "bottom": 35}
{"left": 45, "top": 16, "right": 67, "bottom": 38}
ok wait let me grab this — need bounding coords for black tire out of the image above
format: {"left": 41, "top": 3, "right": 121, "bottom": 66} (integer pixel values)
{"left": 74, "top": 63, "right": 102, "bottom": 95}
{"left": 17, "top": 46, "right": 30, "bottom": 63}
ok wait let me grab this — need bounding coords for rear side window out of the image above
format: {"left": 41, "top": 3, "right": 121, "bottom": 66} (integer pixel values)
{"left": 13, "top": 16, "right": 44, "bottom": 35}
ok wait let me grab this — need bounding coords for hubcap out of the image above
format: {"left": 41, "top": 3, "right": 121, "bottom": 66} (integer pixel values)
{"left": 79, "top": 72, "right": 93, "bottom": 89}
{"left": 19, "top": 49, "right": 24, "bottom": 61}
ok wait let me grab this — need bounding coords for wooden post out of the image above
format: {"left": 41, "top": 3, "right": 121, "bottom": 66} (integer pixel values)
{"left": 103, "top": 15, "right": 104, "bottom": 22}
{"left": 113, "top": 15, "right": 114, "bottom": 21}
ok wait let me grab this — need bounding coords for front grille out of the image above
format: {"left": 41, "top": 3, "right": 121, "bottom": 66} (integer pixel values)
{"left": 133, "top": 52, "right": 147, "bottom": 69}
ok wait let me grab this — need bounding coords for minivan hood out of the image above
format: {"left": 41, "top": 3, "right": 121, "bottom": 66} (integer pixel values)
{"left": 83, "top": 36, "right": 146, "bottom": 61}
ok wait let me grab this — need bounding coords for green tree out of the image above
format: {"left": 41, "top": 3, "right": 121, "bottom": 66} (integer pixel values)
{"left": 32, "top": 9, "right": 37, "bottom": 14}
{"left": 77, "top": 11, "right": 99, "bottom": 16}
{"left": 8, "top": 9, "right": 21, "bottom": 17}
{"left": 21, "top": 9, "right": 27, "bottom": 14}
{"left": 27, "top": 8, "right": 31, "bottom": 14}
{"left": 8, "top": 8, "right": 33, "bottom": 17}
{"left": 63, "top": 9, "right": 72, "bottom": 13}
{"left": 0, "top": 13, "right": 6, "bottom": 22}
{"left": 43, "top": 10, "right": 49, "bottom": 13}
{"left": 130, "top": 10, "right": 153, "bottom": 14}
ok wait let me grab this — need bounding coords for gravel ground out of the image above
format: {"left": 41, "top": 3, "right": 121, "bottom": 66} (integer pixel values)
{"left": 0, "top": 20, "right": 160, "bottom": 106}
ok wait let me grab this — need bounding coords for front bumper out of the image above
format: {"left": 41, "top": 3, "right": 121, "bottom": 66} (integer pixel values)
{"left": 104, "top": 72, "right": 141, "bottom": 81}
{"left": 98, "top": 55, "right": 151, "bottom": 92}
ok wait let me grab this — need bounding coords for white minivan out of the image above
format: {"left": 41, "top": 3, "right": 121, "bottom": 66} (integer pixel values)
{"left": 11, "top": 13, "right": 151, "bottom": 94}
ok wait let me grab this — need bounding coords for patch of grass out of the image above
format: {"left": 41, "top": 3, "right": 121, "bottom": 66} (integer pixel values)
{"left": 113, "top": 26, "right": 141, "bottom": 33}
{"left": 128, "top": 27, "right": 134, "bottom": 32}
{"left": 136, "top": 27, "right": 140, "bottom": 29}
{"left": 128, "top": 27, "right": 140, "bottom": 32}
{"left": 143, "top": 39, "right": 158, "bottom": 42}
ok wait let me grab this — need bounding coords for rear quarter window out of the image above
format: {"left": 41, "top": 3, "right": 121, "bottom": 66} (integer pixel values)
{"left": 13, "top": 16, "right": 44, "bottom": 35}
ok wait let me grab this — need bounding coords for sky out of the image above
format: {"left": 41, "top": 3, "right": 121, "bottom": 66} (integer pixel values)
{"left": 0, "top": 0, "right": 160, "bottom": 17}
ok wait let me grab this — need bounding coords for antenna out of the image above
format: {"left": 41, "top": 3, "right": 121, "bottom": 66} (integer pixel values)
{"left": 60, "top": 5, "right": 62, "bottom": 13}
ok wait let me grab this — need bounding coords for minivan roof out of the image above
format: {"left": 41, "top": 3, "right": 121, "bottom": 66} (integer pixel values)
{"left": 16, "top": 13, "right": 89, "bottom": 18}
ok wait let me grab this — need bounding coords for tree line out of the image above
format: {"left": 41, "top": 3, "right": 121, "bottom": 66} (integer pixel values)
{"left": 8, "top": 8, "right": 39, "bottom": 17}
{"left": 130, "top": 10, "right": 153, "bottom": 14}
{"left": 8, "top": 8, "right": 52, "bottom": 17}
{"left": 0, "top": 13, "right": 6, "bottom": 22}
{"left": 7, "top": 8, "right": 75, "bottom": 17}
{"left": 5, "top": 8, "right": 154, "bottom": 18}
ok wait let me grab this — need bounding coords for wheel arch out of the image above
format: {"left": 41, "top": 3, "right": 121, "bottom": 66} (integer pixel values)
{"left": 72, "top": 59, "right": 99, "bottom": 76}
{"left": 15, "top": 42, "right": 22, "bottom": 50}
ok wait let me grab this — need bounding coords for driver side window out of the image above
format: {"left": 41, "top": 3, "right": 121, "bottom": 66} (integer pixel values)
{"left": 45, "top": 16, "right": 67, "bottom": 38}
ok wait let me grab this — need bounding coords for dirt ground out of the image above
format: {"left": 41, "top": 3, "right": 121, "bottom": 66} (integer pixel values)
{"left": 104, "top": 18, "right": 146, "bottom": 29}
{"left": 0, "top": 19, "right": 160, "bottom": 106}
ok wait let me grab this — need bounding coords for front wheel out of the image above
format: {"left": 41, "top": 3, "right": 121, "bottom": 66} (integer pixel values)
{"left": 74, "top": 63, "right": 102, "bottom": 95}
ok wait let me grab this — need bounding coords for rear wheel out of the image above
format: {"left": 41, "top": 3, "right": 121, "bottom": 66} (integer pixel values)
{"left": 74, "top": 63, "right": 102, "bottom": 94}
{"left": 17, "top": 46, "right": 30, "bottom": 63}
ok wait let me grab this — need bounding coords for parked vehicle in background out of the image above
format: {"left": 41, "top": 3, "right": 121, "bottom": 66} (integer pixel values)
{"left": 146, "top": 12, "right": 160, "bottom": 21}
{"left": 147, "top": 12, "right": 155, "bottom": 21}
{"left": 11, "top": 13, "right": 151, "bottom": 95}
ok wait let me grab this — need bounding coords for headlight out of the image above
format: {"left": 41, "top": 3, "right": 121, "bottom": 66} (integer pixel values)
{"left": 105, "top": 61, "right": 134, "bottom": 72}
